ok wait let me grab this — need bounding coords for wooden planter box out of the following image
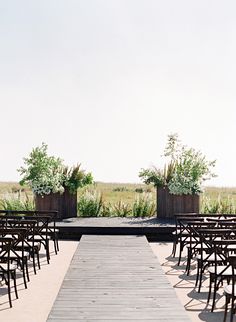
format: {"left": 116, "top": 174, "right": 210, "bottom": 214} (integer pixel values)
{"left": 35, "top": 188, "right": 77, "bottom": 220}
{"left": 157, "top": 187, "right": 199, "bottom": 218}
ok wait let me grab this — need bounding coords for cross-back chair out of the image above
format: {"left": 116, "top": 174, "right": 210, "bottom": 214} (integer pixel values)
{"left": 0, "top": 237, "right": 18, "bottom": 307}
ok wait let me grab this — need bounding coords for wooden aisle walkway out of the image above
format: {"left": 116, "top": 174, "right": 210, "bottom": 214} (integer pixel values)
{"left": 47, "top": 235, "right": 191, "bottom": 322}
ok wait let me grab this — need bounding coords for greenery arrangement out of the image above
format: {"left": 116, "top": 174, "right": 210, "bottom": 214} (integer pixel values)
{"left": 0, "top": 191, "right": 35, "bottom": 211}
{"left": 112, "top": 200, "right": 132, "bottom": 217}
{"left": 132, "top": 194, "right": 155, "bottom": 217}
{"left": 77, "top": 189, "right": 155, "bottom": 217}
{"left": 200, "top": 195, "right": 236, "bottom": 214}
{"left": 1, "top": 190, "right": 236, "bottom": 216}
{"left": 77, "top": 190, "right": 103, "bottom": 217}
{"left": 1, "top": 183, "right": 236, "bottom": 216}
{"left": 63, "top": 164, "right": 93, "bottom": 194}
{"left": 139, "top": 133, "right": 217, "bottom": 195}
{"left": 18, "top": 143, "right": 93, "bottom": 196}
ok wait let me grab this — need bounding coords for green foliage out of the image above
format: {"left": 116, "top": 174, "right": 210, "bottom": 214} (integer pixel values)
{"left": 139, "top": 167, "right": 165, "bottom": 188}
{"left": 168, "top": 146, "right": 216, "bottom": 195}
{"left": 135, "top": 188, "right": 144, "bottom": 193}
{"left": 201, "top": 195, "right": 236, "bottom": 214}
{"left": 100, "top": 203, "right": 114, "bottom": 217}
{"left": 18, "top": 143, "right": 93, "bottom": 196}
{"left": 139, "top": 133, "right": 216, "bottom": 195}
{"left": 2, "top": 181, "right": 236, "bottom": 217}
{"left": 18, "top": 143, "right": 64, "bottom": 195}
{"left": 139, "top": 162, "right": 176, "bottom": 188}
{"left": 77, "top": 190, "right": 155, "bottom": 217}
{"left": 77, "top": 190, "right": 103, "bottom": 217}
{"left": 112, "top": 201, "right": 132, "bottom": 217}
{"left": 63, "top": 164, "right": 93, "bottom": 194}
{"left": 132, "top": 193, "right": 155, "bottom": 217}
{"left": 0, "top": 192, "right": 35, "bottom": 211}
{"left": 112, "top": 187, "right": 129, "bottom": 192}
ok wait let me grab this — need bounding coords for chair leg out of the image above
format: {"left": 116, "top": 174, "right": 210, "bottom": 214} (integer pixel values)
{"left": 224, "top": 294, "right": 230, "bottom": 322}
{"left": 37, "top": 251, "right": 41, "bottom": 270}
{"left": 230, "top": 296, "right": 235, "bottom": 322}
{"left": 25, "top": 258, "right": 30, "bottom": 282}
{"left": 177, "top": 242, "right": 184, "bottom": 266}
{"left": 56, "top": 236, "right": 59, "bottom": 252}
{"left": 45, "top": 240, "right": 50, "bottom": 264}
{"left": 211, "top": 277, "right": 218, "bottom": 312}
{"left": 186, "top": 247, "right": 192, "bottom": 275}
{"left": 52, "top": 235, "right": 58, "bottom": 255}
{"left": 21, "top": 260, "right": 28, "bottom": 289}
{"left": 12, "top": 271, "right": 18, "bottom": 299}
{"left": 207, "top": 274, "right": 213, "bottom": 304}
{"left": 31, "top": 250, "right": 37, "bottom": 275}
{"left": 198, "top": 266, "right": 204, "bottom": 293}
{"left": 195, "top": 260, "right": 202, "bottom": 288}
{"left": 7, "top": 271, "right": 12, "bottom": 308}
{"left": 171, "top": 237, "right": 177, "bottom": 257}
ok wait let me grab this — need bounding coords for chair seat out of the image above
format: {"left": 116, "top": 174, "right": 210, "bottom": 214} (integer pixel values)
{"left": 15, "top": 241, "right": 41, "bottom": 252}
{"left": 0, "top": 263, "right": 17, "bottom": 271}
{"left": 228, "top": 244, "right": 236, "bottom": 250}
{"left": 208, "top": 265, "right": 236, "bottom": 276}
{"left": 187, "top": 243, "right": 208, "bottom": 250}
{"left": 224, "top": 284, "right": 236, "bottom": 296}
{"left": 180, "top": 237, "right": 195, "bottom": 242}
{"left": 41, "top": 228, "right": 59, "bottom": 233}
{"left": 196, "top": 253, "right": 225, "bottom": 262}
{"left": 9, "top": 250, "right": 30, "bottom": 258}
{"left": 25, "top": 241, "right": 41, "bottom": 250}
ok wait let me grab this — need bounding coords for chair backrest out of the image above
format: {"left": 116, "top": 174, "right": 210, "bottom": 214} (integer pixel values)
{"left": 0, "top": 227, "right": 28, "bottom": 260}
{"left": 196, "top": 228, "right": 234, "bottom": 266}
{"left": 0, "top": 237, "right": 14, "bottom": 271}
{"left": 228, "top": 256, "right": 236, "bottom": 281}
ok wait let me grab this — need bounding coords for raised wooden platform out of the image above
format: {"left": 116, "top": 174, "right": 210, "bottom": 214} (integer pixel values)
{"left": 56, "top": 217, "right": 175, "bottom": 242}
{"left": 47, "top": 235, "right": 190, "bottom": 322}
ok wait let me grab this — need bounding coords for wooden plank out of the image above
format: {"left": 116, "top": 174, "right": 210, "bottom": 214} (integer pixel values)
{"left": 47, "top": 235, "right": 191, "bottom": 321}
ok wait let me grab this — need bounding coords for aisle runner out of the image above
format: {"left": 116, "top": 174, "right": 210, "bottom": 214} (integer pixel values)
{"left": 47, "top": 235, "right": 191, "bottom": 321}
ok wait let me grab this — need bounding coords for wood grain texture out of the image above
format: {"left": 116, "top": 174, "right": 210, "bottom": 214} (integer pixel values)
{"left": 157, "top": 187, "right": 199, "bottom": 218}
{"left": 47, "top": 235, "right": 191, "bottom": 321}
{"left": 35, "top": 188, "right": 77, "bottom": 219}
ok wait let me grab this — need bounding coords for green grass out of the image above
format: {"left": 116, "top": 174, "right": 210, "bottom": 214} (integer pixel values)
{"left": 1, "top": 181, "right": 236, "bottom": 215}
{"left": 80, "top": 183, "right": 236, "bottom": 205}
{"left": 78, "top": 182, "right": 156, "bottom": 205}
{"left": 201, "top": 186, "right": 236, "bottom": 200}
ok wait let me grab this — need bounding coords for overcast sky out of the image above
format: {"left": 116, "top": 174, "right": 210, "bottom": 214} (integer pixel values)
{"left": 0, "top": 0, "right": 236, "bottom": 186}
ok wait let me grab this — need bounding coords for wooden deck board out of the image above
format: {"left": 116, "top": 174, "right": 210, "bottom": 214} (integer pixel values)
{"left": 47, "top": 235, "right": 190, "bottom": 321}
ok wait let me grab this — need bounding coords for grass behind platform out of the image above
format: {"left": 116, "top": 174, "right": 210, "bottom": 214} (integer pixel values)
{"left": 78, "top": 182, "right": 156, "bottom": 205}
{"left": 1, "top": 182, "right": 236, "bottom": 215}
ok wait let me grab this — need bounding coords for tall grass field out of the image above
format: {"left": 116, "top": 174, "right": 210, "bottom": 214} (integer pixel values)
{"left": 0, "top": 181, "right": 236, "bottom": 216}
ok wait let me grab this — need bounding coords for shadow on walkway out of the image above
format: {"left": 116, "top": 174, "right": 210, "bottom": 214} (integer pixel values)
{"left": 151, "top": 242, "right": 227, "bottom": 322}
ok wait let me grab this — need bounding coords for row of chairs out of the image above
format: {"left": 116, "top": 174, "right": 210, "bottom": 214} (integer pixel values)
{"left": 0, "top": 210, "right": 59, "bottom": 308}
{"left": 172, "top": 213, "right": 236, "bottom": 322}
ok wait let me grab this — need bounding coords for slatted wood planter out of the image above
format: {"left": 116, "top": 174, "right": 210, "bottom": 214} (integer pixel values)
{"left": 35, "top": 188, "right": 77, "bottom": 219}
{"left": 157, "top": 187, "right": 199, "bottom": 218}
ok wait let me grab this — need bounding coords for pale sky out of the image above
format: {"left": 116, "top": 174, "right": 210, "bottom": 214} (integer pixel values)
{"left": 0, "top": 0, "right": 236, "bottom": 186}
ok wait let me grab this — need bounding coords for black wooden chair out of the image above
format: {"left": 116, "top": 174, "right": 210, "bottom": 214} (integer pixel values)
{"left": 174, "top": 215, "right": 205, "bottom": 266}
{"left": 184, "top": 220, "right": 216, "bottom": 275}
{"left": 223, "top": 256, "right": 236, "bottom": 322}
{"left": 0, "top": 210, "right": 59, "bottom": 256}
{"left": 172, "top": 213, "right": 198, "bottom": 257}
{"left": 0, "top": 227, "right": 30, "bottom": 289}
{"left": 2, "top": 218, "right": 40, "bottom": 274}
{"left": 26, "top": 216, "right": 51, "bottom": 264}
{"left": 195, "top": 228, "right": 233, "bottom": 294}
{"left": 206, "top": 239, "right": 236, "bottom": 312}
{"left": 35, "top": 212, "right": 59, "bottom": 255}
{"left": 0, "top": 237, "right": 18, "bottom": 307}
